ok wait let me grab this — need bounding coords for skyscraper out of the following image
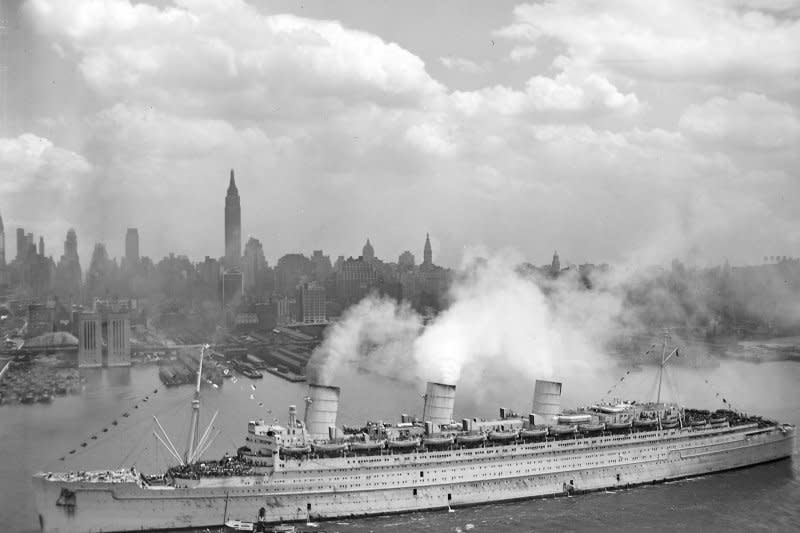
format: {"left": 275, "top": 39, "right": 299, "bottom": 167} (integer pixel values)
{"left": 64, "top": 228, "right": 78, "bottom": 258}
{"left": 242, "top": 236, "right": 266, "bottom": 298}
{"left": 423, "top": 233, "right": 432, "bottom": 267}
{"left": 362, "top": 239, "right": 375, "bottom": 263}
{"left": 224, "top": 169, "right": 241, "bottom": 270}
{"left": 38, "top": 236, "right": 44, "bottom": 257}
{"left": 125, "top": 228, "right": 139, "bottom": 266}
{"left": 16, "top": 227, "right": 24, "bottom": 261}
{"left": 55, "top": 228, "right": 82, "bottom": 300}
{"left": 0, "top": 210, "right": 5, "bottom": 268}
{"left": 550, "top": 251, "right": 561, "bottom": 276}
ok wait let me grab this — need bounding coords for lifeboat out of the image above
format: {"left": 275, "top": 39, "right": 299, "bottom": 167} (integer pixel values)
{"left": 456, "top": 434, "right": 486, "bottom": 446}
{"left": 557, "top": 414, "right": 592, "bottom": 424}
{"left": 312, "top": 442, "right": 349, "bottom": 455}
{"left": 578, "top": 423, "right": 605, "bottom": 433}
{"left": 550, "top": 425, "right": 577, "bottom": 437}
{"left": 709, "top": 415, "right": 727, "bottom": 425}
{"left": 634, "top": 418, "right": 658, "bottom": 430}
{"left": 519, "top": 428, "right": 548, "bottom": 440}
{"left": 691, "top": 419, "right": 707, "bottom": 427}
{"left": 280, "top": 445, "right": 311, "bottom": 457}
{"left": 660, "top": 418, "right": 680, "bottom": 429}
{"left": 606, "top": 421, "right": 632, "bottom": 432}
{"left": 349, "top": 440, "right": 385, "bottom": 453}
{"left": 387, "top": 439, "right": 419, "bottom": 450}
{"left": 422, "top": 436, "right": 454, "bottom": 448}
{"left": 488, "top": 430, "right": 518, "bottom": 442}
{"left": 594, "top": 404, "right": 627, "bottom": 414}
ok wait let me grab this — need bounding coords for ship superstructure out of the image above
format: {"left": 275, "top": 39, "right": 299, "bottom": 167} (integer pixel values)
{"left": 33, "top": 348, "right": 795, "bottom": 533}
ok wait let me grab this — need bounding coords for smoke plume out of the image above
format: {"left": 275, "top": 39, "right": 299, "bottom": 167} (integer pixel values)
{"left": 308, "top": 250, "right": 625, "bottom": 397}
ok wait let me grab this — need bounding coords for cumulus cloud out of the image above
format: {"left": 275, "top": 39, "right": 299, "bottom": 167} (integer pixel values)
{"left": 679, "top": 92, "right": 800, "bottom": 150}
{"left": 0, "top": 133, "right": 91, "bottom": 195}
{"left": 26, "top": 0, "right": 445, "bottom": 116}
{"left": 496, "top": 0, "right": 800, "bottom": 84}
{"left": 0, "top": 133, "right": 93, "bottom": 241}
{"left": 440, "top": 56, "right": 489, "bottom": 74}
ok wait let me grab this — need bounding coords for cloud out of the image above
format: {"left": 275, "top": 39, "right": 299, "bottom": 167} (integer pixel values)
{"left": 440, "top": 56, "right": 489, "bottom": 74}
{"left": 496, "top": 0, "right": 800, "bottom": 84}
{"left": 679, "top": 92, "right": 800, "bottom": 150}
{"left": 26, "top": 0, "right": 446, "bottom": 116}
{"left": 0, "top": 133, "right": 93, "bottom": 243}
{"left": 0, "top": 133, "right": 91, "bottom": 195}
{"left": 509, "top": 45, "right": 537, "bottom": 62}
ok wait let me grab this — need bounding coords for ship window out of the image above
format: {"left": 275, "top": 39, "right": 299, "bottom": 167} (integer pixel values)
{"left": 307, "top": 503, "right": 311, "bottom": 511}
{"left": 413, "top": 488, "right": 418, "bottom": 496}
{"left": 448, "top": 493, "right": 452, "bottom": 501}
{"left": 420, "top": 471, "right": 424, "bottom": 478}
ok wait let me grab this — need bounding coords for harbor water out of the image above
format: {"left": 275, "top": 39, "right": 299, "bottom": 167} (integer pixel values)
{"left": 1, "top": 355, "right": 798, "bottom": 533}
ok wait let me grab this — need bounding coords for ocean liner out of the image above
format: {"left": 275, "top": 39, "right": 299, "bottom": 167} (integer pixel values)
{"left": 32, "top": 344, "right": 795, "bottom": 533}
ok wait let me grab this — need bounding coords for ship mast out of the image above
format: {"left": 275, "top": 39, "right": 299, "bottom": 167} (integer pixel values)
{"left": 185, "top": 344, "right": 206, "bottom": 463}
{"left": 656, "top": 330, "right": 679, "bottom": 405}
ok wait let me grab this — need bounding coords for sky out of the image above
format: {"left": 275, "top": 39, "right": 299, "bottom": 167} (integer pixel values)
{"left": 0, "top": 0, "right": 798, "bottom": 268}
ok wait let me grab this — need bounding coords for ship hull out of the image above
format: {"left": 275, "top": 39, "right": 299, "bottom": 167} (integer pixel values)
{"left": 33, "top": 425, "right": 794, "bottom": 533}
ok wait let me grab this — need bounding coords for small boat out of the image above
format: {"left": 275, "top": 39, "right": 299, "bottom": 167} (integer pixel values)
{"left": 557, "top": 414, "right": 592, "bottom": 424}
{"left": 312, "top": 442, "right": 349, "bottom": 455}
{"left": 349, "top": 440, "right": 386, "bottom": 452}
{"left": 422, "top": 436, "right": 453, "bottom": 448}
{"left": 387, "top": 439, "right": 419, "bottom": 450}
{"left": 519, "top": 428, "right": 548, "bottom": 440}
{"left": 691, "top": 419, "right": 707, "bottom": 427}
{"left": 660, "top": 418, "right": 680, "bottom": 429}
{"left": 225, "top": 519, "right": 254, "bottom": 531}
{"left": 578, "top": 423, "right": 605, "bottom": 433}
{"left": 709, "top": 415, "right": 727, "bottom": 425}
{"left": 456, "top": 433, "right": 486, "bottom": 446}
{"left": 280, "top": 445, "right": 311, "bottom": 457}
{"left": 122, "top": 412, "right": 130, "bottom": 418}
{"left": 550, "top": 425, "right": 577, "bottom": 436}
{"left": 606, "top": 421, "right": 632, "bottom": 431}
{"left": 488, "top": 430, "right": 518, "bottom": 442}
{"left": 594, "top": 404, "right": 627, "bottom": 414}
{"left": 634, "top": 419, "right": 658, "bottom": 429}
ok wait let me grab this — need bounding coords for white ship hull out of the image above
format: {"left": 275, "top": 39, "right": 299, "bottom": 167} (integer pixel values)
{"left": 33, "top": 424, "right": 794, "bottom": 533}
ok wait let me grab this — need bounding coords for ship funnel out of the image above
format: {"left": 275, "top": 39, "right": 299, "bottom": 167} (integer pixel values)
{"left": 422, "top": 381, "right": 456, "bottom": 432}
{"left": 532, "top": 379, "right": 562, "bottom": 425}
{"left": 304, "top": 384, "right": 341, "bottom": 441}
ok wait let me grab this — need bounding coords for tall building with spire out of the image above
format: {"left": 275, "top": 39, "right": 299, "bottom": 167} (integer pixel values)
{"left": 550, "top": 251, "right": 561, "bottom": 276}
{"left": 362, "top": 239, "right": 375, "bottom": 263}
{"left": 224, "top": 169, "right": 241, "bottom": 270}
{"left": 423, "top": 233, "right": 432, "bottom": 267}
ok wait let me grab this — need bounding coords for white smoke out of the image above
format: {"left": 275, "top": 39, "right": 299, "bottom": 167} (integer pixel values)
{"left": 309, "top": 249, "right": 624, "bottom": 400}
{"left": 306, "top": 296, "right": 422, "bottom": 386}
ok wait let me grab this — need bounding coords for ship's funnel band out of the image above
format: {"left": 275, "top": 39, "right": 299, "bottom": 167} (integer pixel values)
{"left": 422, "top": 382, "right": 456, "bottom": 431}
{"left": 532, "top": 379, "right": 562, "bottom": 424}
{"left": 304, "top": 384, "right": 341, "bottom": 441}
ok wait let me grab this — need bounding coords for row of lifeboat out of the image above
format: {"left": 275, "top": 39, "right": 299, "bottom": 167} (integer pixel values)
{"left": 279, "top": 415, "right": 731, "bottom": 457}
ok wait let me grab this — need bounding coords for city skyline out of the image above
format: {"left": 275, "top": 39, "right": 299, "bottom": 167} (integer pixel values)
{"left": 0, "top": 1, "right": 798, "bottom": 269}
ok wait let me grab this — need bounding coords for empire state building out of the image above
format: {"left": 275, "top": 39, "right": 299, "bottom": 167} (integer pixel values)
{"left": 224, "top": 169, "right": 241, "bottom": 270}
